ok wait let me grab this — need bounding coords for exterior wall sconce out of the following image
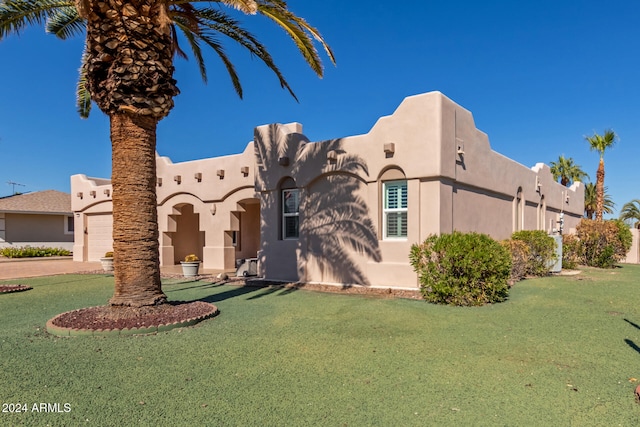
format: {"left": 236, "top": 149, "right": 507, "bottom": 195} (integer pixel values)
{"left": 194, "top": 172, "right": 202, "bottom": 182}
{"left": 76, "top": 192, "right": 83, "bottom": 199}
{"left": 384, "top": 143, "right": 395, "bottom": 155}
{"left": 535, "top": 177, "right": 542, "bottom": 193}
{"left": 103, "top": 189, "right": 110, "bottom": 197}
{"left": 174, "top": 175, "right": 181, "bottom": 184}
{"left": 456, "top": 138, "right": 465, "bottom": 156}
{"left": 327, "top": 150, "right": 338, "bottom": 163}
{"left": 217, "top": 169, "right": 225, "bottom": 179}
{"left": 241, "top": 166, "right": 250, "bottom": 176}
{"left": 157, "top": 177, "right": 162, "bottom": 187}
{"left": 565, "top": 193, "right": 570, "bottom": 203}
{"left": 210, "top": 204, "right": 217, "bottom": 215}
{"left": 278, "top": 156, "right": 290, "bottom": 166}
{"left": 89, "top": 191, "right": 96, "bottom": 198}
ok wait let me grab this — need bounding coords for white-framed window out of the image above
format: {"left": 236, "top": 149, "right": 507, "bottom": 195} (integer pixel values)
{"left": 383, "top": 180, "right": 407, "bottom": 239}
{"left": 64, "top": 215, "right": 75, "bottom": 235}
{"left": 282, "top": 189, "right": 300, "bottom": 239}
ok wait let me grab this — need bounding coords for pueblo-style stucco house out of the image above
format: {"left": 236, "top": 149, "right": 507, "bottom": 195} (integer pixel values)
{"left": 71, "top": 92, "right": 584, "bottom": 288}
{"left": 0, "top": 190, "right": 74, "bottom": 251}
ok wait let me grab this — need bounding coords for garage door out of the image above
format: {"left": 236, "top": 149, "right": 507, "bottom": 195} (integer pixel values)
{"left": 87, "top": 214, "right": 113, "bottom": 261}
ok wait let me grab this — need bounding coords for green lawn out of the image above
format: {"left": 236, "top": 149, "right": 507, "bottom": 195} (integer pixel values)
{"left": 2, "top": 266, "right": 640, "bottom": 426}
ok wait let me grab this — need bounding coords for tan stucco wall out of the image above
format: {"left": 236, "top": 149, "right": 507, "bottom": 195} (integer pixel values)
{"left": 71, "top": 91, "right": 585, "bottom": 287}
{"left": 253, "top": 92, "right": 583, "bottom": 287}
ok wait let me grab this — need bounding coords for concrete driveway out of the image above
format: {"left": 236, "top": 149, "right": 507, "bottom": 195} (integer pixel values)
{"left": 0, "top": 257, "right": 226, "bottom": 281}
{"left": 0, "top": 257, "right": 102, "bottom": 281}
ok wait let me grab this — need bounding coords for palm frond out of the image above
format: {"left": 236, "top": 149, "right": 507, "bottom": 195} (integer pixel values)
{"left": 0, "top": 0, "right": 73, "bottom": 39}
{"left": 257, "top": 3, "right": 324, "bottom": 77}
{"left": 193, "top": 7, "right": 297, "bottom": 99}
{"left": 46, "top": 5, "right": 84, "bottom": 39}
{"left": 214, "top": 0, "right": 259, "bottom": 14}
{"left": 75, "top": 43, "right": 91, "bottom": 118}
{"left": 586, "top": 129, "right": 618, "bottom": 157}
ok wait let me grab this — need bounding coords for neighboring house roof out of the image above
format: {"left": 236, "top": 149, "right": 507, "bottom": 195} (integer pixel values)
{"left": 0, "top": 190, "right": 71, "bottom": 215}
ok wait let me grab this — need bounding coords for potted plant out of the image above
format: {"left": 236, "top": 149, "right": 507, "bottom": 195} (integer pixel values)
{"left": 100, "top": 251, "right": 114, "bottom": 272}
{"left": 180, "top": 254, "right": 201, "bottom": 277}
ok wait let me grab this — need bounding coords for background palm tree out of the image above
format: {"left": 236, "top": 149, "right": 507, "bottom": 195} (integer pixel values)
{"left": 584, "top": 182, "right": 615, "bottom": 220}
{"left": 585, "top": 129, "right": 617, "bottom": 221}
{"left": 1, "top": 0, "right": 335, "bottom": 308}
{"left": 619, "top": 199, "right": 640, "bottom": 228}
{"left": 549, "top": 155, "right": 589, "bottom": 187}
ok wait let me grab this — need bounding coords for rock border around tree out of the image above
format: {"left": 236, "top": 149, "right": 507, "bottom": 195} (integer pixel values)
{"left": 46, "top": 301, "right": 218, "bottom": 337}
{"left": 0, "top": 284, "right": 33, "bottom": 294}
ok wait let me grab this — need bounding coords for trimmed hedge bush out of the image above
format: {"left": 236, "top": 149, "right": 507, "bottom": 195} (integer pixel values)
{"left": 410, "top": 231, "right": 511, "bottom": 306}
{"left": 0, "top": 246, "right": 71, "bottom": 258}
{"left": 511, "top": 230, "right": 557, "bottom": 277}
{"left": 575, "top": 219, "right": 632, "bottom": 268}
{"left": 561, "top": 234, "right": 581, "bottom": 270}
{"left": 500, "top": 239, "right": 529, "bottom": 285}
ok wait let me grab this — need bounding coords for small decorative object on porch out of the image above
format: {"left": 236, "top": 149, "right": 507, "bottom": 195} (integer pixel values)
{"left": 181, "top": 254, "right": 201, "bottom": 277}
{"left": 100, "top": 251, "right": 114, "bottom": 272}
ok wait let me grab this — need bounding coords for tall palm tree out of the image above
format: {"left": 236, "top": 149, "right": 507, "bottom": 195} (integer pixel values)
{"left": 549, "top": 155, "right": 589, "bottom": 187}
{"left": 1, "top": 0, "right": 335, "bottom": 307}
{"left": 585, "top": 129, "right": 617, "bottom": 221}
{"left": 620, "top": 199, "right": 640, "bottom": 228}
{"left": 584, "top": 182, "right": 615, "bottom": 220}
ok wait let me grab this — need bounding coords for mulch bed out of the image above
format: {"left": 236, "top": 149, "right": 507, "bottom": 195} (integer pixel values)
{"left": 0, "top": 284, "right": 33, "bottom": 293}
{"left": 48, "top": 301, "right": 218, "bottom": 331}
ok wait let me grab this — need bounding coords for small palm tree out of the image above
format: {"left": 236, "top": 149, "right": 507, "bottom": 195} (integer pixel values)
{"left": 620, "top": 199, "right": 640, "bottom": 228}
{"left": 549, "top": 155, "right": 589, "bottom": 187}
{"left": 1, "top": 0, "right": 335, "bottom": 308}
{"left": 584, "top": 182, "right": 615, "bottom": 220}
{"left": 585, "top": 129, "right": 617, "bottom": 221}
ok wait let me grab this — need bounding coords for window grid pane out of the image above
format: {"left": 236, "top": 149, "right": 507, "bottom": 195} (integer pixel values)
{"left": 383, "top": 181, "right": 408, "bottom": 239}
{"left": 282, "top": 189, "right": 300, "bottom": 240}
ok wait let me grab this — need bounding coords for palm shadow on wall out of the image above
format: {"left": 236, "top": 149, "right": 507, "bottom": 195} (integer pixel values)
{"left": 255, "top": 124, "right": 381, "bottom": 286}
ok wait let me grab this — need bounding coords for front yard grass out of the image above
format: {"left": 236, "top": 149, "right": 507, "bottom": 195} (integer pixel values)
{"left": 1, "top": 266, "right": 640, "bottom": 425}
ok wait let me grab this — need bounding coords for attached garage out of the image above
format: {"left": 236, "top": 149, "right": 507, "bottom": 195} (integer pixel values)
{"left": 86, "top": 214, "right": 113, "bottom": 261}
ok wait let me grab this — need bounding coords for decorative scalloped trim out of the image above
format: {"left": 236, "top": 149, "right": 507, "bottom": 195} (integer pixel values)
{"left": 46, "top": 302, "right": 219, "bottom": 337}
{"left": 0, "top": 284, "right": 33, "bottom": 294}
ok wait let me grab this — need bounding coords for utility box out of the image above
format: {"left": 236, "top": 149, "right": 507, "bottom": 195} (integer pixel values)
{"left": 236, "top": 258, "right": 258, "bottom": 277}
{"left": 549, "top": 234, "right": 563, "bottom": 273}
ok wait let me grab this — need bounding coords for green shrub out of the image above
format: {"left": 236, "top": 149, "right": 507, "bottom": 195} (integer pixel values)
{"left": 500, "top": 239, "right": 529, "bottom": 285}
{"left": 0, "top": 246, "right": 71, "bottom": 258}
{"left": 576, "top": 219, "right": 632, "bottom": 268}
{"left": 511, "top": 230, "right": 557, "bottom": 277}
{"left": 410, "top": 231, "right": 511, "bottom": 306}
{"left": 562, "top": 234, "right": 582, "bottom": 270}
{"left": 611, "top": 219, "right": 633, "bottom": 259}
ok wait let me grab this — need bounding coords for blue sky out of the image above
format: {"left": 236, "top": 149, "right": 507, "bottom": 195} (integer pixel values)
{"left": 1, "top": 1, "right": 638, "bottom": 217}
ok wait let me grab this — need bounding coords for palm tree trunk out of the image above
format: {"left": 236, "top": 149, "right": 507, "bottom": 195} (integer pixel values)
{"left": 595, "top": 158, "right": 605, "bottom": 221}
{"left": 108, "top": 112, "right": 166, "bottom": 307}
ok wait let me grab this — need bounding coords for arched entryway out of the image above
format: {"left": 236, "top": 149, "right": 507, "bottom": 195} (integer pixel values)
{"left": 169, "top": 203, "right": 204, "bottom": 264}
{"left": 228, "top": 199, "right": 260, "bottom": 269}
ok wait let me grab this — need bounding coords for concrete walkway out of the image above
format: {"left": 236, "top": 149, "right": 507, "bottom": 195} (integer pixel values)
{"left": 0, "top": 256, "right": 226, "bottom": 281}
{"left": 0, "top": 257, "right": 102, "bottom": 280}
